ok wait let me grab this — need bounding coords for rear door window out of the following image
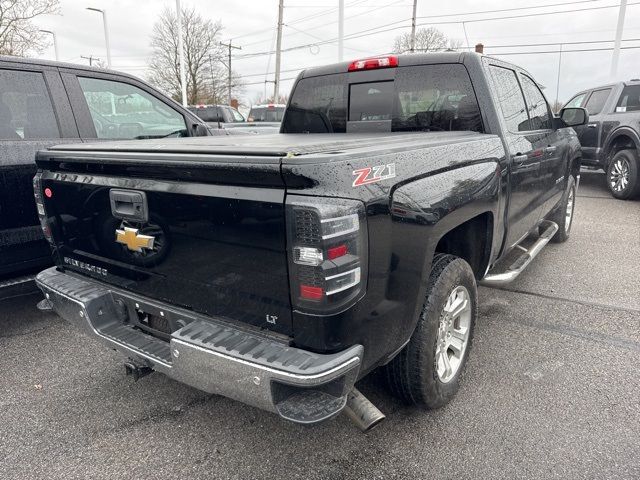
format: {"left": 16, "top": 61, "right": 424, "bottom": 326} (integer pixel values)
{"left": 488, "top": 65, "right": 529, "bottom": 132}
{"left": 282, "top": 63, "right": 483, "bottom": 133}
{"left": 519, "top": 74, "right": 552, "bottom": 130}
{"left": 0, "top": 69, "right": 60, "bottom": 140}
{"left": 584, "top": 88, "right": 612, "bottom": 115}
{"left": 615, "top": 85, "right": 640, "bottom": 112}
{"left": 78, "top": 77, "right": 187, "bottom": 139}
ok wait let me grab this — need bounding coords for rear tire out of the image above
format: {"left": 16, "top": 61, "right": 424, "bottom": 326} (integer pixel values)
{"left": 549, "top": 175, "right": 576, "bottom": 243}
{"left": 607, "top": 149, "right": 640, "bottom": 200}
{"left": 384, "top": 254, "right": 477, "bottom": 409}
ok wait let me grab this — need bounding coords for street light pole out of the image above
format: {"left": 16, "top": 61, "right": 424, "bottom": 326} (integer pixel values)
{"left": 409, "top": 0, "right": 418, "bottom": 53}
{"left": 86, "top": 7, "right": 111, "bottom": 68}
{"left": 338, "top": 0, "right": 344, "bottom": 62}
{"left": 611, "top": 0, "right": 628, "bottom": 79}
{"left": 175, "top": 0, "right": 188, "bottom": 107}
{"left": 39, "top": 30, "right": 59, "bottom": 61}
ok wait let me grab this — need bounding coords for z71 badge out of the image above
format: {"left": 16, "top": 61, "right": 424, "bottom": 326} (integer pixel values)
{"left": 352, "top": 163, "right": 396, "bottom": 187}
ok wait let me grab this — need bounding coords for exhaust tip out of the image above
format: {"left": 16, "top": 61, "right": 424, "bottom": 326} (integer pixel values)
{"left": 343, "top": 387, "right": 386, "bottom": 432}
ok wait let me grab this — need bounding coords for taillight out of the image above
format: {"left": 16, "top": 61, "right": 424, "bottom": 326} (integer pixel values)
{"left": 286, "top": 195, "right": 368, "bottom": 313}
{"left": 348, "top": 55, "right": 398, "bottom": 72}
{"left": 33, "top": 173, "right": 53, "bottom": 244}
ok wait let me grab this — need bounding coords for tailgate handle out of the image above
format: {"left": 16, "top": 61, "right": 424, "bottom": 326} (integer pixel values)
{"left": 109, "top": 189, "right": 149, "bottom": 222}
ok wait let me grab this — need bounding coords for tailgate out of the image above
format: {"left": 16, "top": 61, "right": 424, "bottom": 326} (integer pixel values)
{"left": 36, "top": 154, "right": 292, "bottom": 335}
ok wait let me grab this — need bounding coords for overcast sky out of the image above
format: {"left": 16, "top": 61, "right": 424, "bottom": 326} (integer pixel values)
{"left": 34, "top": 0, "right": 640, "bottom": 106}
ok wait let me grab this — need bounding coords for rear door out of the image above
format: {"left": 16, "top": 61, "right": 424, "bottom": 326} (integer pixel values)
{"left": 518, "top": 72, "right": 566, "bottom": 214}
{"left": 486, "top": 63, "right": 547, "bottom": 250}
{"left": 0, "top": 63, "right": 79, "bottom": 277}
{"left": 576, "top": 88, "right": 613, "bottom": 162}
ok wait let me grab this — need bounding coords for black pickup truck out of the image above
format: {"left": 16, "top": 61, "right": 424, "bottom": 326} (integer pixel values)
{"left": 34, "top": 52, "right": 587, "bottom": 429}
{"left": 565, "top": 79, "right": 640, "bottom": 199}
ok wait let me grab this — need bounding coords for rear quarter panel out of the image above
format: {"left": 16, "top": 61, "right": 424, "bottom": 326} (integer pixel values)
{"left": 281, "top": 134, "right": 504, "bottom": 371}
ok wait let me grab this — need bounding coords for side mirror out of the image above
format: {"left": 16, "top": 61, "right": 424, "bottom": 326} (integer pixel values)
{"left": 559, "top": 107, "right": 589, "bottom": 127}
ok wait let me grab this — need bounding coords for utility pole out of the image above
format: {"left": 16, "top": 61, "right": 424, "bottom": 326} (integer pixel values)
{"left": 274, "top": 0, "right": 284, "bottom": 102}
{"left": 611, "top": 0, "right": 628, "bottom": 79}
{"left": 409, "top": 0, "right": 418, "bottom": 53}
{"left": 176, "top": 0, "right": 188, "bottom": 107}
{"left": 81, "top": 55, "right": 96, "bottom": 66}
{"left": 208, "top": 54, "right": 217, "bottom": 104}
{"left": 220, "top": 41, "right": 241, "bottom": 105}
{"left": 338, "top": 0, "right": 344, "bottom": 62}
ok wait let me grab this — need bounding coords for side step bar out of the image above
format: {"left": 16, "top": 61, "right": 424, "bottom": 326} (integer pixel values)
{"left": 481, "top": 221, "right": 558, "bottom": 287}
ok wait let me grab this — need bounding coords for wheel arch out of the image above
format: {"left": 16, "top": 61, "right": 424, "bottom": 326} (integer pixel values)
{"left": 433, "top": 212, "right": 494, "bottom": 280}
{"left": 603, "top": 128, "right": 640, "bottom": 168}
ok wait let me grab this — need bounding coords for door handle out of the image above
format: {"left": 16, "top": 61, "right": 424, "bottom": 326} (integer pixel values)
{"left": 545, "top": 146, "right": 557, "bottom": 154}
{"left": 587, "top": 123, "right": 598, "bottom": 128}
{"left": 513, "top": 154, "right": 528, "bottom": 163}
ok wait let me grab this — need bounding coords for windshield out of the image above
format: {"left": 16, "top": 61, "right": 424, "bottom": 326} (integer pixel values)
{"left": 282, "top": 64, "right": 483, "bottom": 134}
{"left": 249, "top": 106, "right": 285, "bottom": 122}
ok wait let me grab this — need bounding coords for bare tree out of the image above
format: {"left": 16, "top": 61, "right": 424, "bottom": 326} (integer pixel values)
{"left": 148, "top": 6, "right": 243, "bottom": 105}
{"left": 251, "top": 92, "right": 288, "bottom": 106}
{"left": 392, "top": 27, "right": 459, "bottom": 54}
{"left": 0, "top": 0, "right": 59, "bottom": 56}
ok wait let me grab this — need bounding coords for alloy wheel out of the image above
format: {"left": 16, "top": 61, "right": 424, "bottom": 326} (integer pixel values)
{"left": 435, "top": 285, "right": 472, "bottom": 383}
{"left": 610, "top": 158, "right": 630, "bottom": 193}
{"left": 565, "top": 185, "right": 575, "bottom": 233}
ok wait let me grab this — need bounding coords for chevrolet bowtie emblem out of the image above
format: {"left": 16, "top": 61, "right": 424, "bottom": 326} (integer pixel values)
{"left": 115, "top": 227, "right": 155, "bottom": 252}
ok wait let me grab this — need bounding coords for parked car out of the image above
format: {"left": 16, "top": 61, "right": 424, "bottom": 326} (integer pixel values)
{"left": 34, "top": 52, "right": 587, "bottom": 429}
{"left": 189, "top": 104, "right": 280, "bottom": 134}
{"left": 247, "top": 103, "right": 286, "bottom": 126}
{"left": 564, "top": 79, "right": 640, "bottom": 199}
{"left": 0, "top": 56, "right": 209, "bottom": 283}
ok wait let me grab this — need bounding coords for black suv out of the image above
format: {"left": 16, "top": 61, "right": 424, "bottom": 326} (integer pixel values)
{"left": 0, "top": 56, "right": 209, "bottom": 282}
{"left": 565, "top": 80, "right": 640, "bottom": 199}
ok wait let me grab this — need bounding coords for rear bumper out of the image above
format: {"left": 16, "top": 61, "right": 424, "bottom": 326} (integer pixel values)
{"left": 36, "top": 267, "right": 362, "bottom": 424}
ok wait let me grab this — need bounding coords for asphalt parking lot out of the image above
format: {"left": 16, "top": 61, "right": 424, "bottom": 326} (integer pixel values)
{"left": 1, "top": 170, "right": 638, "bottom": 480}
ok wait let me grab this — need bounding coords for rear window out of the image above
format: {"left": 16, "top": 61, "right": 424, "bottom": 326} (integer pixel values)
{"left": 189, "top": 106, "right": 224, "bottom": 123}
{"left": 249, "top": 106, "right": 284, "bottom": 122}
{"left": 616, "top": 85, "right": 640, "bottom": 112}
{"left": 282, "top": 63, "right": 483, "bottom": 134}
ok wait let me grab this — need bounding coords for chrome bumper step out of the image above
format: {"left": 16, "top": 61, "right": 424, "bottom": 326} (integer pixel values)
{"left": 36, "top": 267, "right": 363, "bottom": 424}
{"left": 481, "top": 221, "right": 558, "bottom": 287}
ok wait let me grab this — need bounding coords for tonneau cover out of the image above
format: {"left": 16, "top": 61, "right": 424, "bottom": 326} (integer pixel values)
{"left": 47, "top": 131, "right": 488, "bottom": 159}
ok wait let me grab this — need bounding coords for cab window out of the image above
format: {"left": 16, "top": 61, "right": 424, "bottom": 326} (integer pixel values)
{"left": 584, "top": 89, "right": 612, "bottom": 115}
{"left": 519, "top": 74, "right": 552, "bottom": 130}
{"left": 488, "top": 65, "right": 529, "bottom": 132}
{"left": 565, "top": 93, "right": 586, "bottom": 108}
{"left": 78, "top": 77, "right": 187, "bottom": 139}
{"left": 283, "top": 63, "right": 483, "bottom": 133}
{"left": 0, "top": 69, "right": 60, "bottom": 140}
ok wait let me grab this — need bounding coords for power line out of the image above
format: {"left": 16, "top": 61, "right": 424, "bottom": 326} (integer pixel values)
{"left": 489, "top": 45, "right": 640, "bottom": 55}
{"left": 415, "top": 0, "right": 602, "bottom": 20}
{"left": 234, "top": 0, "right": 368, "bottom": 45}
{"left": 233, "top": 0, "right": 640, "bottom": 60}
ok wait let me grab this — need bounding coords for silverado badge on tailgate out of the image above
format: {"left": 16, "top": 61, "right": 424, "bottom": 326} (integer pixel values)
{"left": 115, "top": 227, "right": 155, "bottom": 252}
